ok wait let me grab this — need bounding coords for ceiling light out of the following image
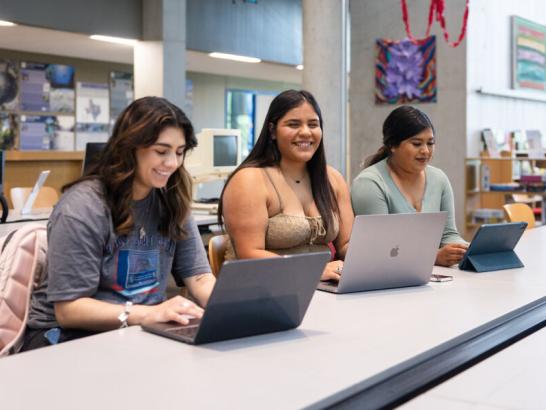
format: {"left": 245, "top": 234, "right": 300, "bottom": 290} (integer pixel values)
{"left": 296, "top": 64, "right": 304, "bottom": 70}
{"left": 209, "top": 52, "right": 261, "bottom": 63}
{"left": 90, "top": 34, "right": 137, "bottom": 46}
{"left": 0, "top": 20, "right": 16, "bottom": 27}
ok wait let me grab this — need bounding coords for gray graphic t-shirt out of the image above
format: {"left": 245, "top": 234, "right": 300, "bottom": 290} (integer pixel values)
{"left": 28, "top": 179, "right": 210, "bottom": 329}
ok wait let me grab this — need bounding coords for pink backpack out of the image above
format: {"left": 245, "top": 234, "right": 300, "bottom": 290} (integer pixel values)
{"left": 0, "top": 223, "right": 47, "bottom": 356}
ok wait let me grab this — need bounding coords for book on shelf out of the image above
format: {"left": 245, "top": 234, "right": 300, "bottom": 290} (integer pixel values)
{"left": 489, "top": 183, "right": 523, "bottom": 191}
{"left": 481, "top": 129, "right": 501, "bottom": 158}
{"left": 525, "top": 130, "right": 545, "bottom": 159}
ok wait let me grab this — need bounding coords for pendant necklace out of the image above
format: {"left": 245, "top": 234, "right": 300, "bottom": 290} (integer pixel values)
{"left": 280, "top": 168, "right": 305, "bottom": 184}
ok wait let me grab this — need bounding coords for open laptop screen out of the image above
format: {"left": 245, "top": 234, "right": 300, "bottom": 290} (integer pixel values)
{"left": 21, "top": 170, "right": 50, "bottom": 215}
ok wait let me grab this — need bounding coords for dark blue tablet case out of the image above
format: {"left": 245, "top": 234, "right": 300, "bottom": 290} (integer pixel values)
{"left": 459, "top": 222, "right": 527, "bottom": 272}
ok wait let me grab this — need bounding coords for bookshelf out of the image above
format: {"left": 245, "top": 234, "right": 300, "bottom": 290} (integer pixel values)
{"left": 465, "top": 154, "right": 546, "bottom": 238}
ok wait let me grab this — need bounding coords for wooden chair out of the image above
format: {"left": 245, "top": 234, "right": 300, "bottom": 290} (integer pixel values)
{"left": 208, "top": 235, "right": 228, "bottom": 276}
{"left": 10, "top": 186, "right": 59, "bottom": 210}
{"left": 503, "top": 203, "right": 535, "bottom": 229}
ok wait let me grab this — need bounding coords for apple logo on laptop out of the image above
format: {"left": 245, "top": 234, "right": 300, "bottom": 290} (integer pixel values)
{"left": 390, "top": 246, "right": 399, "bottom": 257}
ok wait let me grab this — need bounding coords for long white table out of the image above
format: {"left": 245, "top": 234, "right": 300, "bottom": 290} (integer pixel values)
{"left": 0, "top": 227, "right": 545, "bottom": 409}
{"left": 402, "top": 326, "right": 546, "bottom": 409}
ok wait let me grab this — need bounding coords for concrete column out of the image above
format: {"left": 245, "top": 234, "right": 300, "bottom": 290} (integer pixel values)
{"left": 134, "top": 0, "right": 187, "bottom": 111}
{"left": 302, "top": 0, "right": 348, "bottom": 177}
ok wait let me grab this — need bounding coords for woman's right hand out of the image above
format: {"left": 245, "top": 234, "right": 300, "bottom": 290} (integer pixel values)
{"left": 140, "top": 295, "right": 204, "bottom": 326}
{"left": 321, "top": 260, "right": 344, "bottom": 282}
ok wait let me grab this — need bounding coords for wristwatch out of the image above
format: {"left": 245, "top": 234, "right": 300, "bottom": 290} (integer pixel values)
{"left": 118, "top": 301, "right": 133, "bottom": 328}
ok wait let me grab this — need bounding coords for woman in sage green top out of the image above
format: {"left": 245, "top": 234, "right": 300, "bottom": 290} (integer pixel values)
{"left": 351, "top": 106, "right": 467, "bottom": 267}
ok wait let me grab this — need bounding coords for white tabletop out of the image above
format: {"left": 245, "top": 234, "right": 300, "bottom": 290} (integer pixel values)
{"left": 0, "top": 228, "right": 545, "bottom": 410}
{"left": 2, "top": 209, "right": 218, "bottom": 230}
{"left": 6, "top": 207, "right": 52, "bottom": 223}
{"left": 402, "top": 326, "right": 546, "bottom": 409}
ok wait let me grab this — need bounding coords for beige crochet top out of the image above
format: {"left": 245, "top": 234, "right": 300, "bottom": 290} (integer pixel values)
{"left": 224, "top": 169, "right": 338, "bottom": 260}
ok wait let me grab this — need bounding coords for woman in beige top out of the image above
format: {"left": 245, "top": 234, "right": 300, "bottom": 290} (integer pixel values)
{"left": 219, "top": 90, "right": 354, "bottom": 281}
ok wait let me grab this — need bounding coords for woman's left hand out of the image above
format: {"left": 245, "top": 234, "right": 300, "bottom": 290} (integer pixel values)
{"left": 321, "top": 260, "right": 344, "bottom": 282}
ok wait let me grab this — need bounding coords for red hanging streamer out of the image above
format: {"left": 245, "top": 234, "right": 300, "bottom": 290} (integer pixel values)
{"left": 401, "top": 0, "right": 469, "bottom": 48}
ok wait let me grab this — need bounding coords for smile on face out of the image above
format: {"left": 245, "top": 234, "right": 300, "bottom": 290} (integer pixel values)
{"left": 133, "top": 126, "right": 186, "bottom": 200}
{"left": 274, "top": 101, "right": 322, "bottom": 164}
{"left": 391, "top": 128, "right": 435, "bottom": 173}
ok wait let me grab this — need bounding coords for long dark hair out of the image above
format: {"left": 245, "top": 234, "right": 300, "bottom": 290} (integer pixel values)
{"left": 365, "top": 105, "right": 434, "bottom": 167}
{"left": 64, "top": 96, "right": 197, "bottom": 240}
{"left": 218, "top": 89, "right": 339, "bottom": 231}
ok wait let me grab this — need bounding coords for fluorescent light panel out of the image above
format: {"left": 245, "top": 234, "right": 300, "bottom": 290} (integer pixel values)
{"left": 296, "top": 64, "right": 304, "bottom": 70}
{"left": 0, "top": 20, "right": 16, "bottom": 26}
{"left": 90, "top": 34, "right": 137, "bottom": 46}
{"left": 209, "top": 52, "right": 261, "bottom": 63}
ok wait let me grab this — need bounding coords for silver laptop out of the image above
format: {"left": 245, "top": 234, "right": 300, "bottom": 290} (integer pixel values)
{"left": 318, "top": 212, "right": 447, "bottom": 294}
{"left": 20, "top": 170, "right": 51, "bottom": 215}
{"left": 142, "top": 251, "right": 330, "bottom": 345}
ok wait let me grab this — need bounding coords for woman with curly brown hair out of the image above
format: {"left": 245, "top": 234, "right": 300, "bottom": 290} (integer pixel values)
{"left": 23, "top": 96, "right": 215, "bottom": 350}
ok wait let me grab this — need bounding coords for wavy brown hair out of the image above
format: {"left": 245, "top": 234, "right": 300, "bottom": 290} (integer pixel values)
{"left": 64, "top": 96, "right": 197, "bottom": 240}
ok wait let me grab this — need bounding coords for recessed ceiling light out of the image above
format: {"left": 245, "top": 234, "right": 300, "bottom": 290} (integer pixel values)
{"left": 0, "top": 20, "right": 16, "bottom": 27}
{"left": 90, "top": 34, "right": 137, "bottom": 46}
{"left": 209, "top": 52, "right": 261, "bottom": 63}
{"left": 296, "top": 64, "right": 304, "bottom": 70}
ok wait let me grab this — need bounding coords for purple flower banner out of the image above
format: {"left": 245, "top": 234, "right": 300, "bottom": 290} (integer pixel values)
{"left": 375, "top": 36, "right": 437, "bottom": 104}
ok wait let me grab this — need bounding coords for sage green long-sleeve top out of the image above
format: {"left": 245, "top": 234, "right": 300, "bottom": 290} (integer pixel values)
{"left": 351, "top": 158, "right": 465, "bottom": 246}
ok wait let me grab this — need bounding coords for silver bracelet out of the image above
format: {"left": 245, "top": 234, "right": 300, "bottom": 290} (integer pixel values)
{"left": 117, "top": 301, "right": 133, "bottom": 328}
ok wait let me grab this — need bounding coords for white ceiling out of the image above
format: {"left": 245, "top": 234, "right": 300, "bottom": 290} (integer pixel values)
{"left": 0, "top": 24, "right": 302, "bottom": 84}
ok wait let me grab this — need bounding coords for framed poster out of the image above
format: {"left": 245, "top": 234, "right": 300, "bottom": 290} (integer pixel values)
{"left": 76, "top": 82, "right": 109, "bottom": 124}
{"left": 512, "top": 16, "right": 546, "bottom": 91}
{"left": 76, "top": 82, "right": 110, "bottom": 150}
{"left": 20, "top": 62, "right": 75, "bottom": 112}
{"left": 19, "top": 115, "right": 74, "bottom": 151}
{"left": 110, "top": 71, "right": 133, "bottom": 125}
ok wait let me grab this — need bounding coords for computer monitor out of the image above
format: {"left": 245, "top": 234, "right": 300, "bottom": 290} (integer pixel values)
{"left": 82, "top": 142, "right": 106, "bottom": 176}
{"left": 185, "top": 128, "right": 242, "bottom": 176}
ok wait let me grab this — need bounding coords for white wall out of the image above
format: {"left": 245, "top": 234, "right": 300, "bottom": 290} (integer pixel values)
{"left": 467, "top": 0, "right": 546, "bottom": 156}
{"left": 188, "top": 72, "right": 300, "bottom": 133}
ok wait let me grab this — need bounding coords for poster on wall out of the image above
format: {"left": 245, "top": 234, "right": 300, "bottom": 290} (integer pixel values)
{"left": 110, "top": 71, "right": 133, "bottom": 127}
{"left": 375, "top": 36, "right": 437, "bottom": 104}
{"left": 20, "top": 62, "right": 75, "bottom": 112}
{"left": 76, "top": 82, "right": 109, "bottom": 150}
{"left": 512, "top": 16, "right": 546, "bottom": 91}
{"left": 0, "top": 112, "right": 17, "bottom": 150}
{"left": 19, "top": 114, "right": 74, "bottom": 151}
{"left": 76, "top": 82, "right": 109, "bottom": 124}
{"left": 0, "top": 59, "right": 19, "bottom": 111}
